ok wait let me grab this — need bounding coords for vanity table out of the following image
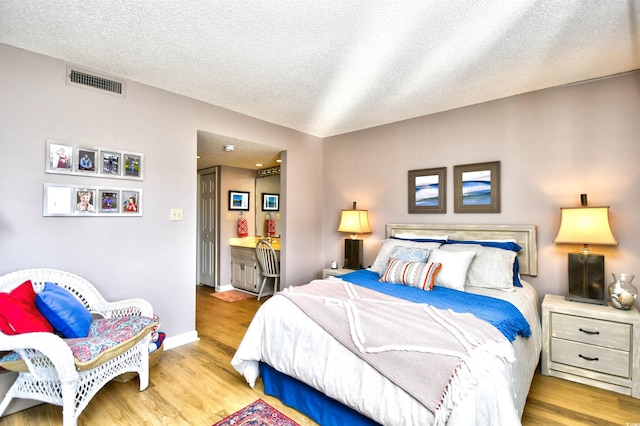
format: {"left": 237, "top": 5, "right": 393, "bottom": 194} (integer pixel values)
{"left": 229, "top": 237, "right": 280, "bottom": 295}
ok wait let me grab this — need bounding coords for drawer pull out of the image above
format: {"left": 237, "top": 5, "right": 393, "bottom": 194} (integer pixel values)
{"left": 579, "top": 328, "right": 599, "bottom": 335}
{"left": 578, "top": 354, "right": 599, "bottom": 362}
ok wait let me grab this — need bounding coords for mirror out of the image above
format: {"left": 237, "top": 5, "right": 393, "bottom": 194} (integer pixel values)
{"left": 255, "top": 174, "right": 281, "bottom": 237}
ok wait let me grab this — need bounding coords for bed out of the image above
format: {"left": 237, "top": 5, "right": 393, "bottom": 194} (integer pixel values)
{"left": 232, "top": 224, "right": 541, "bottom": 425}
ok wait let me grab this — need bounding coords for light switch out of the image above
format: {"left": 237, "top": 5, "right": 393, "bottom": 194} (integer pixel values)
{"left": 170, "top": 209, "right": 183, "bottom": 221}
{"left": 227, "top": 213, "right": 232, "bottom": 221}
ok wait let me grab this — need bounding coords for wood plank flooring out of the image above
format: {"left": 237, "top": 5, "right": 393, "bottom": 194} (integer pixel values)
{"left": 1, "top": 285, "right": 638, "bottom": 425}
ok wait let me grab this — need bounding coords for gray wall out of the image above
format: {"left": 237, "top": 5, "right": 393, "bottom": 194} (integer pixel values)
{"left": 0, "top": 44, "right": 324, "bottom": 346}
{"left": 322, "top": 71, "right": 640, "bottom": 308}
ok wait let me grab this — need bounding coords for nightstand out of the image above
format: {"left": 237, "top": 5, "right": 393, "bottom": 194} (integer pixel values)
{"left": 541, "top": 294, "right": 640, "bottom": 398}
{"left": 322, "top": 268, "right": 352, "bottom": 279}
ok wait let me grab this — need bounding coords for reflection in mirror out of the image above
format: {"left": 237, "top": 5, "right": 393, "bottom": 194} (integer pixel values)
{"left": 255, "top": 174, "right": 281, "bottom": 237}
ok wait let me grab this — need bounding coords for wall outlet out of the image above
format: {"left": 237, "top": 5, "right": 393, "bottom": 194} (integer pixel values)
{"left": 170, "top": 209, "right": 183, "bottom": 221}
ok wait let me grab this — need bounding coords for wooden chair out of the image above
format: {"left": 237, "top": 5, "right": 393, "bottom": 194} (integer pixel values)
{"left": 0, "top": 268, "right": 156, "bottom": 426}
{"left": 255, "top": 239, "right": 280, "bottom": 301}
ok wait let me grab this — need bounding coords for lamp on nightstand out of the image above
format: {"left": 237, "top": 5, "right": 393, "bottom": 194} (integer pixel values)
{"left": 553, "top": 194, "right": 617, "bottom": 305}
{"left": 338, "top": 201, "right": 372, "bottom": 270}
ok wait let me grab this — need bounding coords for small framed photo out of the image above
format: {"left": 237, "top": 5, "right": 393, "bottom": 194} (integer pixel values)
{"left": 100, "top": 151, "right": 121, "bottom": 176}
{"left": 408, "top": 167, "right": 446, "bottom": 214}
{"left": 122, "top": 190, "right": 141, "bottom": 214}
{"left": 76, "top": 148, "right": 98, "bottom": 174}
{"left": 99, "top": 190, "right": 120, "bottom": 213}
{"left": 75, "top": 188, "right": 97, "bottom": 214}
{"left": 123, "top": 153, "right": 143, "bottom": 179}
{"left": 45, "top": 140, "right": 74, "bottom": 174}
{"left": 229, "top": 190, "right": 250, "bottom": 211}
{"left": 262, "top": 193, "right": 279, "bottom": 211}
{"left": 454, "top": 161, "right": 501, "bottom": 213}
{"left": 43, "top": 184, "right": 74, "bottom": 215}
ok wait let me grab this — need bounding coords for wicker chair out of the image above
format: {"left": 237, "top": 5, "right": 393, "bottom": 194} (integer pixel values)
{"left": 0, "top": 268, "right": 155, "bottom": 426}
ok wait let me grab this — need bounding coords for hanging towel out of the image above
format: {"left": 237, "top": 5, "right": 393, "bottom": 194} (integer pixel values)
{"left": 237, "top": 212, "right": 248, "bottom": 237}
{"left": 266, "top": 213, "right": 276, "bottom": 236}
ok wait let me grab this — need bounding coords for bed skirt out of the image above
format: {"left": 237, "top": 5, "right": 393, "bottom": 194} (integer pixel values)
{"left": 259, "top": 362, "right": 380, "bottom": 426}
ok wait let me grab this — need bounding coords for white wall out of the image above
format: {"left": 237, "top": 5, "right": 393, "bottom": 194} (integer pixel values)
{"left": 0, "top": 44, "right": 324, "bottom": 344}
{"left": 322, "top": 71, "right": 640, "bottom": 308}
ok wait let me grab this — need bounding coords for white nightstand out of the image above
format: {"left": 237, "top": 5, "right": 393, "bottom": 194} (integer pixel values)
{"left": 322, "top": 268, "right": 353, "bottom": 279}
{"left": 541, "top": 294, "right": 640, "bottom": 398}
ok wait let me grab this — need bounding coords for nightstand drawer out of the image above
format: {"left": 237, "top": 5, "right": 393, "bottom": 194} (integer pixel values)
{"left": 551, "top": 338, "right": 630, "bottom": 378}
{"left": 551, "top": 312, "right": 631, "bottom": 351}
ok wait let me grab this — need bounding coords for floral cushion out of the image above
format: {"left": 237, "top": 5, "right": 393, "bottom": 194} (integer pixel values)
{"left": 0, "top": 315, "right": 158, "bottom": 372}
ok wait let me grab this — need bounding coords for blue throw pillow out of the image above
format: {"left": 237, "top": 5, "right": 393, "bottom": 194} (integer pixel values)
{"left": 446, "top": 239, "right": 522, "bottom": 252}
{"left": 35, "top": 283, "right": 92, "bottom": 338}
{"left": 390, "top": 246, "right": 432, "bottom": 263}
{"left": 391, "top": 236, "right": 447, "bottom": 244}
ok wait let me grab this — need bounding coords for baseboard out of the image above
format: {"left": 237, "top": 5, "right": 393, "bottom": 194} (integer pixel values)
{"left": 163, "top": 330, "right": 199, "bottom": 351}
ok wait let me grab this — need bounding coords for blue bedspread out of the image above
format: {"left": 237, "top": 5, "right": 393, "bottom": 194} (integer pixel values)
{"left": 339, "top": 269, "right": 531, "bottom": 342}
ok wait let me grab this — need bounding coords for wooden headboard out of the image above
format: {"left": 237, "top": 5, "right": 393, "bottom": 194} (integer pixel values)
{"left": 386, "top": 224, "right": 538, "bottom": 276}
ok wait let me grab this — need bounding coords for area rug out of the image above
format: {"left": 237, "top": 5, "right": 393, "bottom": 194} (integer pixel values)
{"left": 210, "top": 289, "right": 256, "bottom": 302}
{"left": 213, "top": 399, "right": 300, "bottom": 426}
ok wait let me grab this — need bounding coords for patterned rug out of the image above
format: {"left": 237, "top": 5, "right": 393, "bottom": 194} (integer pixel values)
{"left": 210, "top": 289, "right": 256, "bottom": 302}
{"left": 213, "top": 399, "right": 300, "bottom": 426}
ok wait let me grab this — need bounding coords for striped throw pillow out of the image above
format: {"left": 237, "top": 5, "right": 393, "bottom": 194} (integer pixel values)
{"left": 379, "top": 257, "right": 442, "bottom": 290}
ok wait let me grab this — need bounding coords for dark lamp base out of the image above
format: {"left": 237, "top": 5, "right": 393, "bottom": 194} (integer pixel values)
{"left": 344, "top": 239, "right": 363, "bottom": 270}
{"left": 565, "top": 253, "right": 606, "bottom": 305}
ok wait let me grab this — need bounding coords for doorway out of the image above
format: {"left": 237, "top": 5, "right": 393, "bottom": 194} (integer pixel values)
{"left": 196, "top": 130, "right": 285, "bottom": 293}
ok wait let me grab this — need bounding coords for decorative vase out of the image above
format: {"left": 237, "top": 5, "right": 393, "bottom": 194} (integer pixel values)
{"left": 608, "top": 273, "right": 637, "bottom": 310}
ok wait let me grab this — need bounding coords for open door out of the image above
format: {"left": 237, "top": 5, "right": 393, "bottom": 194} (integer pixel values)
{"left": 198, "top": 169, "right": 218, "bottom": 288}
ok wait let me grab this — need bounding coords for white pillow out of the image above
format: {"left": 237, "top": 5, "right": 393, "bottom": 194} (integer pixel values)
{"left": 370, "top": 239, "right": 442, "bottom": 275}
{"left": 440, "top": 244, "right": 517, "bottom": 290}
{"left": 428, "top": 249, "right": 477, "bottom": 291}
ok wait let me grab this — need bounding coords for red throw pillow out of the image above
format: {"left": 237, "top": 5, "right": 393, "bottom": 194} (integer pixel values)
{"left": 0, "top": 280, "right": 54, "bottom": 335}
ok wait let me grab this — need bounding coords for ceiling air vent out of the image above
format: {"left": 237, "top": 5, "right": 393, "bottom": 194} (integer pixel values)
{"left": 66, "top": 66, "right": 125, "bottom": 97}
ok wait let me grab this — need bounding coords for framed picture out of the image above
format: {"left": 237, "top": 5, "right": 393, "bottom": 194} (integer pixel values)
{"left": 99, "top": 190, "right": 120, "bottom": 213}
{"left": 44, "top": 185, "right": 74, "bottom": 215}
{"left": 122, "top": 190, "right": 141, "bottom": 214}
{"left": 123, "top": 153, "right": 143, "bottom": 179}
{"left": 44, "top": 184, "right": 142, "bottom": 217}
{"left": 408, "top": 167, "right": 446, "bottom": 213}
{"left": 74, "top": 188, "right": 97, "bottom": 214}
{"left": 262, "top": 193, "right": 279, "bottom": 211}
{"left": 453, "top": 161, "right": 501, "bottom": 213}
{"left": 100, "top": 151, "right": 121, "bottom": 176}
{"left": 76, "top": 148, "right": 98, "bottom": 174}
{"left": 45, "top": 140, "right": 74, "bottom": 174}
{"left": 229, "top": 190, "right": 250, "bottom": 211}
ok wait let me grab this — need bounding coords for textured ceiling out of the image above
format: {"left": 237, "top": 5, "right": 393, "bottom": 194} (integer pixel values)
{"left": 1, "top": 1, "right": 638, "bottom": 143}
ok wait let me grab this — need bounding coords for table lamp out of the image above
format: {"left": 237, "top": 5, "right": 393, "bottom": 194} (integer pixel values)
{"left": 338, "top": 201, "right": 372, "bottom": 269}
{"left": 553, "top": 194, "right": 617, "bottom": 304}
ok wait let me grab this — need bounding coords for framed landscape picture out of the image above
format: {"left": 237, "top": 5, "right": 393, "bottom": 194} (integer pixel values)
{"left": 262, "top": 193, "right": 279, "bottom": 211}
{"left": 408, "top": 167, "right": 446, "bottom": 213}
{"left": 229, "top": 190, "right": 250, "bottom": 211}
{"left": 453, "top": 161, "right": 501, "bottom": 213}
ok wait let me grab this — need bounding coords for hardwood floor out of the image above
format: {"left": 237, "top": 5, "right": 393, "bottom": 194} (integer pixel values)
{"left": 1, "top": 285, "right": 639, "bottom": 425}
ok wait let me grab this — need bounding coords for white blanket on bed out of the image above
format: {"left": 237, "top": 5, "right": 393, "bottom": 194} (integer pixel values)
{"left": 280, "top": 280, "right": 514, "bottom": 425}
{"left": 232, "top": 279, "right": 542, "bottom": 426}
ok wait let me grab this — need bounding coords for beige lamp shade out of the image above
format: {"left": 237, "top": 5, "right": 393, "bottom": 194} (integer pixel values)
{"left": 553, "top": 206, "right": 617, "bottom": 246}
{"left": 338, "top": 209, "right": 372, "bottom": 238}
